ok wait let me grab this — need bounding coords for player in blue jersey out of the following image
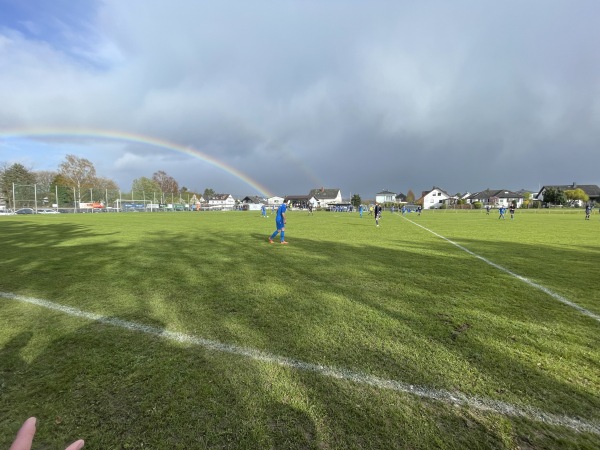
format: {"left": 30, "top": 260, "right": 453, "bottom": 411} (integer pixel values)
{"left": 269, "top": 202, "right": 289, "bottom": 244}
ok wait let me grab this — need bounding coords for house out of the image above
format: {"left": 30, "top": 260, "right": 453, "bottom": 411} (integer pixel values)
{"left": 535, "top": 183, "right": 600, "bottom": 205}
{"left": 190, "top": 194, "right": 205, "bottom": 210}
{"left": 375, "top": 190, "right": 397, "bottom": 204}
{"left": 240, "top": 195, "right": 267, "bottom": 211}
{"left": 395, "top": 192, "right": 407, "bottom": 203}
{"left": 416, "top": 187, "right": 451, "bottom": 209}
{"left": 466, "top": 189, "right": 524, "bottom": 208}
{"left": 207, "top": 194, "right": 235, "bottom": 210}
{"left": 267, "top": 196, "right": 285, "bottom": 207}
{"left": 308, "top": 188, "right": 342, "bottom": 208}
{"left": 284, "top": 195, "right": 317, "bottom": 209}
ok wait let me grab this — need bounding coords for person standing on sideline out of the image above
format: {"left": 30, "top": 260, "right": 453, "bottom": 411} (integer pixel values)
{"left": 374, "top": 202, "right": 382, "bottom": 227}
{"left": 509, "top": 204, "right": 515, "bottom": 220}
{"left": 269, "top": 201, "right": 289, "bottom": 244}
{"left": 498, "top": 206, "right": 506, "bottom": 219}
{"left": 585, "top": 204, "right": 591, "bottom": 220}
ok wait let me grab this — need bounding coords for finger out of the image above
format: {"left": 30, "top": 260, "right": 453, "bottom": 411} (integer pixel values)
{"left": 65, "top": 439, "right": 85, "bottom": 450}
{"left": 10, "top": 417, "right": 37, "bottom": 450}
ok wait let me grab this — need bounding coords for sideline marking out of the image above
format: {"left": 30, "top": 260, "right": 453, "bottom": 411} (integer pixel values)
{"left": 401, "top": 216, "right": 600, "bottom": 324}
{"left": 1, "top": 291, "right": 599, "bottom": 435}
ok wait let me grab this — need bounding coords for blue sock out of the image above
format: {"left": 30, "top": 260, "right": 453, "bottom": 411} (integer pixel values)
{"left": 270, "top": 231, "right": 279, "bottom": 240}
{"left": 280, "top": 231, "right": 285, "bottom": 241}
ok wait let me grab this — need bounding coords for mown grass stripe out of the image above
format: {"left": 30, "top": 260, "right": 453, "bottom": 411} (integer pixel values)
{"left": 401, "top": 216, "right": 600, "bottom": 324}
{"left": 2, "top": 290, "right": 599, "bottom": 436}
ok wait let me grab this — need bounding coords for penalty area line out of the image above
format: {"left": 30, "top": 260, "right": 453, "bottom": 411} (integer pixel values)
{"left": 401, "top": 217, "right": 600, "bottom": 324}
{"left": 1, "top": 291, "right": 600, "bottom": 435}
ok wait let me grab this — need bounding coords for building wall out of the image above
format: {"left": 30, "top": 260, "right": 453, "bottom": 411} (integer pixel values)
{"left": 424, "top": 189, "right": 449, "bottom": 209}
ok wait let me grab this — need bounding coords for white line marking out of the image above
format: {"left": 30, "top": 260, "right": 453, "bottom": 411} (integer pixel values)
{"left": 1, "top": 291, "right": 599, "bottom": 435}
{"left": 401, "top": 217, "right": 600, "bottom": 323}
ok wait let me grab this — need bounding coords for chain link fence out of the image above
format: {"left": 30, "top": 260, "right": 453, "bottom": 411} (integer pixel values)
{"left": 5, "top": 184, "right": 202, "bottom": 212}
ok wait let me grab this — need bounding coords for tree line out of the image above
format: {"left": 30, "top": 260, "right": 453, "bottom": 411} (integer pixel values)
{"left": 0, "top": 155, "right": 216, "bottom": 209}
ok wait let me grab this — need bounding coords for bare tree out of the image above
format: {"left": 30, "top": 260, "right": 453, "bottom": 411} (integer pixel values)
{"left": 59, "top": 154, "right": 97, "bottom": 209}
{"left": 35, "top": 170, "right": 58, "bottom": 207}
{"left": 152, "top": 170, "right": 179, "bottom": 202}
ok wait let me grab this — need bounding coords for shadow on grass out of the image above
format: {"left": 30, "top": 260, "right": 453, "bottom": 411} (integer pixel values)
{"left": 0, "top": 220, "right": 599, "bottom": 447}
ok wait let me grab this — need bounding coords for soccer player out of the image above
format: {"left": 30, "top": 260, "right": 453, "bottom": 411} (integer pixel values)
{"left": 498, "top": 206, "right": 506, "bottom": 219}
{"left": 269, "top": 201, "right": 289, "bottom": 244}
{"left": 509, "top": 204, "right": 515, "bottom": 220}
{"left": 374, "top": 202, "right": 382, "bottom": 227}
{"left": 261, "top": 204, "right": 267, "bottom": 218}
{"left": 585, "top": 204, "right": 591, "bottom": 220}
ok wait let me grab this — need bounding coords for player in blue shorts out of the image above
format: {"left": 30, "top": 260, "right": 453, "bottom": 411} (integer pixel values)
{"left": 269, "top": 201, "right": 289, "bottom": 244}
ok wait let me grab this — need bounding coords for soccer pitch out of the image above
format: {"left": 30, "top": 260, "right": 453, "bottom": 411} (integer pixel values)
{"left": 1, "top": 209, "right": 599, "bottom": 448}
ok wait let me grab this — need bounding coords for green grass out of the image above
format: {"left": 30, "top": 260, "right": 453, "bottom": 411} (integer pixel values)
{"left": 0, "top": 209, "right": 599, "bottom": 449}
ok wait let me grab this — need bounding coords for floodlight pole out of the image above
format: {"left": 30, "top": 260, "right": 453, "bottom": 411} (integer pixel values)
{"left": 34, "top": 184, "right": 38, "bottom": 212}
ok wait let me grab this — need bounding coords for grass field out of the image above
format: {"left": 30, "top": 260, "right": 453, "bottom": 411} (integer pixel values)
{"left": 0, "top": 208, "right": 599, "bottom": 449}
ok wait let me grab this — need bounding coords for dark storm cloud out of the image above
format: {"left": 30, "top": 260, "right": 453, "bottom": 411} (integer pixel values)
{"left": 1, "top": 0, "right": 599, "bottom": 197}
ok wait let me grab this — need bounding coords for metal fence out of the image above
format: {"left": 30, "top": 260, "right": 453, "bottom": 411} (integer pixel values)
{"left": 5, "top": 184, "right": 204, "bottom": 212}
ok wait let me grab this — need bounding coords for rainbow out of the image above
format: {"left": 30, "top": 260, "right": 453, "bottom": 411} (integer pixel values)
{"left": 0, "top": 127, "right": 274, "bottom": 197}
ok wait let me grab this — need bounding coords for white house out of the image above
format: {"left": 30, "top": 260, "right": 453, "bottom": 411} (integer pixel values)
{"left": 466, "top": 189, "right": 524, "bottom": 208}
{"left": 417, "top": 187, "right": 451, "bottom": 209}
{"left": 240, "top": 195, "right": 267, "bottom": 211}
{"left": 308, "top": 188, "right": 342, "bottom": 208}
{"left": 267, "top": 196, "right": 285, "bottom": 207}
{"left": 375, "top": 190, "right": 397, "bottom": 204}
{"left": 207, "top": 194, "right": 235, "bottom": 210}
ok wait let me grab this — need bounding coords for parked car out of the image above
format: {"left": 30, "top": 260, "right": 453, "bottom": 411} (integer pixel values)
{"left": 15, "top": 208, "right": 35, "bottom": 214}
{"left": 38, "top": 209, "right": 60, "bottom": 214}
{"left": 0, "top": 210, "right": 16, "bottom": 216}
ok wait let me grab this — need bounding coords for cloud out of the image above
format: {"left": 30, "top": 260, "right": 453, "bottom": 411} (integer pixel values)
{"left": 1, "top": 0, "right": 599, "bottom": 196}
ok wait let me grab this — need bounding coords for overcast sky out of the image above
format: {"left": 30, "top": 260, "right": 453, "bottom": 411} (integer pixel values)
{"left": 1, "top": 0, "right": 599, "bottom": 198}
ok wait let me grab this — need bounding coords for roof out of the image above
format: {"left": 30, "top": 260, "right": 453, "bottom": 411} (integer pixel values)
{"left": 537, "top": 184, "right": 600, "bottom": 198}
{"left": 467, "top": 189, "right": 524, "bottom": 200}
{"left": 284, "top": 195, "right": 310, "bottom": 201}
{"left": 376, "top": 190, "right": 396, "bottom": 195}
{"left": 308, "top": 188, "right": 341, "bottom": 199}
{"left": 209, "top": 194, "right": 232, "bottom": 200}
{"left": 421, "top": 186, "right": 451, "bottom": 198}
{"left": 241, "top": 196, "right": 265, "bottom": 204}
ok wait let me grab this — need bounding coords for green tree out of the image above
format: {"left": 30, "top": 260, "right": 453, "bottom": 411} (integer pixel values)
{"left": 132, "top": 177, "right": 160, "bottom": 196}
{"left": 203, "top": 188, "right": 216, "bottom": 199}
{"left": 522, "top": 191, "right": 532, "bottom": 208}
{"left": 34, "top": 170, "right": 58, "bottom": 207}
{"left": 564, "top": 188, "right": 589, "bottom": 206}
{"left": 1, "top": 163, "right": 36, "bottom": 209}
{"left": 51, "top": 174, "right": 75, "bottom": 208}
{"left": 59, "top": 154, "right": 97, "bottom": 209}
{"left": 406, "top": 190, "right": 415, "bottom": 203}
{"left": 543, "top": 187, "right": 567, "bottom": 206}
{"left": 351, "top": 194, "right": 362, "bottom": 208}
